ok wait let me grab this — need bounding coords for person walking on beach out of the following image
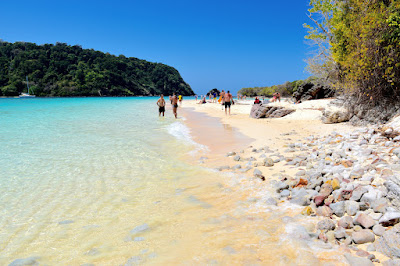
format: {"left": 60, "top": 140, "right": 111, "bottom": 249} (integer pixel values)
{"left": 172, "top": 93, "right": 178, "bottom": 118}
{"left": 157, "top": 94, "right": 166, "bottom": 117}
{"left": 220, "top": 90, "right": 225, "bottom": 110}
{"left": 224, "top": 90, "right": 233, "bottom": 115}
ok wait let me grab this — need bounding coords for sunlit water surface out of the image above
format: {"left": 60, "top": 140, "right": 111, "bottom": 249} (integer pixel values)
{"left": 0, "top": 98, "right": 343, "bottom": 265}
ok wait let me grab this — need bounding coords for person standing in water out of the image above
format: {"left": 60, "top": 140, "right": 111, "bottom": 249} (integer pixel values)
{"left": 157, "top": 94, "right": 166, "bottom": 117}
{"left": 172, "top": 93, "right": 178, "bottom": 118}
{"left": 224, "top": 90, "right": 233, "bottom": 115}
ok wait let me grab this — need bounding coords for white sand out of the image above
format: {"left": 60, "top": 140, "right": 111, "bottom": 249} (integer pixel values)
{"left": 183, "top": 98, "right": 354, "bottom": 148}
{"left": 181, "top": 98, "right": 357, "bottom": 182}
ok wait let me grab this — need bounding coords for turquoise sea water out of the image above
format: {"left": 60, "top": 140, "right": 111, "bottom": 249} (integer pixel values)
{"left": 0, "top": 97, "right": 220, "bottom": 264}
{"left": 0, "top": 97, "right": 344, "bottom": 265}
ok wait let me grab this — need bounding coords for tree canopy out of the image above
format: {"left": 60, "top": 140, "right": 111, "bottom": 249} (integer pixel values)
{"left": 238, "top": 79, "right": 305, "bottom": 97}
{"left": 0, "top": 41, "right": 193, "bottom": 97}
{"left": 305, "top": 0, "right": 400, "bottom": 105}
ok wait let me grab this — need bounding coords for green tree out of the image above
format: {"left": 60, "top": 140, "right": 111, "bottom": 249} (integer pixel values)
{"left": 330, "top": 0, "right": 400, "bottom": 104}
{"left": 0, "top": 41, "right": 194, "bottom": 97}
{"left": 304, "top": 0, "right": 341, "bottom": 82}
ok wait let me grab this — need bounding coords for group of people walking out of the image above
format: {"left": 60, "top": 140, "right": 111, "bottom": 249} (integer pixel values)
{"left": 157, "top": 89, "right": 282, "bottom": 119}
{"left": 196, "top": 90, "right": 234, "bottom": 115}
{"left": 157, "top": 90, "right": 234, "bottom": 118}
{"left": 156, "top": 93, "right": 182, "bottom": 118}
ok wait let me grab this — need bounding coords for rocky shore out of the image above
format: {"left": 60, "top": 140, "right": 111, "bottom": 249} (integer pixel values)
{"left": 216, "top": 116, "right": 400, "bottom": 265}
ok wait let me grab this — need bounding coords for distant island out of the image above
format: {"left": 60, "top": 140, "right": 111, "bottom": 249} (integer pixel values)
{"left": 0, "top": 41, "right": 194, "bottom": 97}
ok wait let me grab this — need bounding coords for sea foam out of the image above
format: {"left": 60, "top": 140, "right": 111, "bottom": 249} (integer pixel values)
{"left": 166, "top": 121, "right": 208, "bottom": 155}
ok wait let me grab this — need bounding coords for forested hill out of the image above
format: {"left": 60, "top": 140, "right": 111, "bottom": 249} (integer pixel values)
{"left": 0, "top": 41, "right": 194, "bottom": 97}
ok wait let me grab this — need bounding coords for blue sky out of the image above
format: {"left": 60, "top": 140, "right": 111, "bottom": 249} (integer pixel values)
{"left": 1, "top": 0, "right": 312, "bottom": 95}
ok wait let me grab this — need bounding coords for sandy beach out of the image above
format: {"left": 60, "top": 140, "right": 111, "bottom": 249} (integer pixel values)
{"left": 181, "top": 98, "right": 356, "bottom": 176}
{"left": 3, "top": 97, "right": 399, "bottom": 265}
{"left": 180, "top": 98, "right": 398, "bottom": 264}
{"left": 183, "top": 98, "right": 354, "bottom": 147}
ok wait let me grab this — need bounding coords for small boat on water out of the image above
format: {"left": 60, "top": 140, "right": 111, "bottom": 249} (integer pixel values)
{"left": 19, "top": 77, "right": 36, "bottom": 98}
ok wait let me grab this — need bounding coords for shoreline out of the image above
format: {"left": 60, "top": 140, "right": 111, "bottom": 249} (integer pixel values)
{"left": 180, "top": 99, "right": 357, "bottom": 178}
{"left": 180, "top": 99, "right": 398, "bottom": 264}
{"left": 0, "top": 95, "right": 196, "bottom": 99}
{"left": 182, "top": 98, "right": 356, "bottom": 149}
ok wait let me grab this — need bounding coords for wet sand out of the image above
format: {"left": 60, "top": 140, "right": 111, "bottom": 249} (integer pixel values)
{"left": 182, "top": 107, "right": 253, "bottom": 154}
{"left": 176, "top": 99, "right": 365, "bottom": 265}
{"left": 183, "top": 99, "right": 355, "bottom": 149}
{"left": 180, "top": 99, "right": 357, "bottom": 181}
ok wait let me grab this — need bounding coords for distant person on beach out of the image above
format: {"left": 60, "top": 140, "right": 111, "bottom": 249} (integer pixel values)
{"left": 172, "top": 93, "right": 178, "bottom": 118}
{"left": 169, "top": 95, "right": 172, "bottom": 104}
{"left": 224, "top": 90, "right": 233, "bottom": 115}
{"left": 197, "top": 97, "right": 206, "bottom": 104}
{"left": 272, "top": 92, "right": 281, "bottom": 102}
{"left": 220, "top": 90, "right": 225, "bottom": 110}
{"left": 272, "top": 93, "right": 277, "bottom": 102}
{"left": 178, "top": 95, "right": 182, "bottom": 106}
{"left": 195, "top": 95, "right": 198, "bottom": 101}
{"left": 254, "top": 97, "right": 261, "bottom": 104}
{"left": 157, "top": 94, "right": 166, "bottom": 117}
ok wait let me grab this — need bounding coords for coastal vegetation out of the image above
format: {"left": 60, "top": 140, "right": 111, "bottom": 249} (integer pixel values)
{"left": 238, "top": 77, "right": 335, "bottom": 103}
{"left": 0, "top": 41, "right": 193, "bottom": 97}
{"left": 238, "top": 78, "right": 310, "bottom": 97}
{"left": 305, "top": 0, "right": 400, "bottom": 107}
{"left": 241, "top": 0, "right": 400, "bottom": 122}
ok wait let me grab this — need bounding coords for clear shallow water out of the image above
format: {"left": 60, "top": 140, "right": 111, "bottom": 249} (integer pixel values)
{"left": 0, "top": 97, "right": 207, "bottom": 264}
{"left": 0, "top": 98, "right": 341, "bottom": 265}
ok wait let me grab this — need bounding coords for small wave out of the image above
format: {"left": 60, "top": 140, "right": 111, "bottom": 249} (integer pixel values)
{"left": 166, "top": 121, "right": 208, "bottom": 155}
